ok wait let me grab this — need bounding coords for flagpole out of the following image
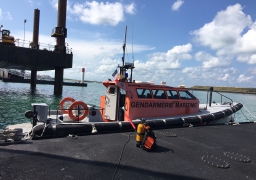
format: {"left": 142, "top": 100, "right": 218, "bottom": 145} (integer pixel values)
{"left": 23, "top": 19, "right": 27, "bottom": 47}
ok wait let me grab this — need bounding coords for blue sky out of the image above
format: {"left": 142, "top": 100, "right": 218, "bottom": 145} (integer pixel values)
{"left": 1, "top": 0, "right": 256, "bottom": 87}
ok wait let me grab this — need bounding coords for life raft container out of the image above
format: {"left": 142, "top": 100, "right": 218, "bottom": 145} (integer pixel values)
{"left": 59, "top": 97, "right": 76, "bottom": 114}
{"left": 68, "top": 101, "right": 89, "bottom": 121}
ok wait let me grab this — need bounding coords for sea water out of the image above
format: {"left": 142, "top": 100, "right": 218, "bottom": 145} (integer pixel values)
{"left": 0, "top": 81, "right": 255, "bottom": 129}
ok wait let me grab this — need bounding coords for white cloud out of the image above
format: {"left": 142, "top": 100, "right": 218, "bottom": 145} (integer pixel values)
{"left": 237, "top": 74, "right": 253, "bottom": 83}
{"left": 13, "top": 29, "right": 155, "bottom": 82}
{"left": 52, "top": 1, "right": 136, "bottom": 26}
{"left": 195, "top": 51, "right": 230, "bottom": 68}
{"left": 0, "top": 8, "right": 12, "bottom": 20}
{"left": 248, "top": 68, "right": 256, "bottom": 75}
{"left": 172, "top": 0, "right": 184, "bottom": 11}
{"left": 237, "top": 54, "right": 256, "bottom": 64}
{"left": 192, "top": 4, "right": 252, "bottom": 51}
{"left": 191, "top": 3, "right": 256, "bottom": 66}
{"left": 6, "top": 12, "right": 12, "bottom": 20}
{"left": 146, "top": 43, "right": 192, "bottom": 70}
{"left": 0, "top": 9, "right": 2, "bottom": 20}
{"left": 235, "top": 23, "right": 256, "bottom": 54}
{"left": 124, "top": 2, "right": 136, "bottom": 14}
{"left": 218, "top": 73, "right": 229, "bottom": 81}
{"left": 26, "top": 0, "right": 33, "bottom": 5}
{"left": 182, "top": 67, "right": 203, "bottom": 79}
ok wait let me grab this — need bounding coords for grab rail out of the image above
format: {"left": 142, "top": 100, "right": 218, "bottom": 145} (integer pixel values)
{"left": 205, "top": 87, "right": 233, "bottom": 109}
{"left": 213, "top": 90, "right": 233, "bottom": 105}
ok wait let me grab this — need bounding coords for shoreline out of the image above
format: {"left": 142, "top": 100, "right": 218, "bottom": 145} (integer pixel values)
{"left": 188, "top": 86, "right": 256, "bottom": 95}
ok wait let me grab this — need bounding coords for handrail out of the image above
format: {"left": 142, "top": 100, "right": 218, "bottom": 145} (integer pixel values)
{"left": 205, "top": 88, "right": 233, "bottom": 109}
{"left": 213, "top": 90, "right": 233, "bottom": 105}
{"left": 13, "top": 38, "right": 72, "bottom": 54}
{"left": 0, "top": 68, "right": 53, "bottom": 80}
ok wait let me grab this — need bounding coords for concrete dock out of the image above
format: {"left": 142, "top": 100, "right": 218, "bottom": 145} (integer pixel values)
{"left": 0, "top": 122, "right": 255, "bottom": 180}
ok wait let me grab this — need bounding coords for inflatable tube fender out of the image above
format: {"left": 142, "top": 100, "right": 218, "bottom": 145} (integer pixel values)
{"left": 230, "top": 107, "right": 236, "bottom": 113}
{"left": 165, "top": 118, "right": 184, "bottom": 127}
{"left": 222, "top": 109, "right": 233, "bottom": 117}
{"left": 94, "top": 122, "right": 121, "bottom": 132}
{"left": 32, "top": 124, "right": 93, "bottom": 137}
{"left": 56, "top": 124, "right": 92, "bottom": 135}
{"left": 236, "top": 103, "right": 243, "bottom": 110}
{"left": 145, "top": 120, "right": 156, "bottom": 128}
{"left": 153, "top": 120, "right": 166, "bottom": 128}
{"left": 183, "top": 116, "right": 201, "bottom": 125}
{"left": 32, "top": 124, "right": 55, "bottom": 136}
{"left": 119, "top": 121, "right": 134, "bottom": 131}
{"left": 212, "top": 112, "right": 225, "bottom": 120}
{"left": 200, "top": 114, "right": 214, "bottom": 123}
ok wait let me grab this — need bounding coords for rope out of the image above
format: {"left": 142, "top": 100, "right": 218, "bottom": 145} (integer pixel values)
{"left": 40, "top": 123, "right": 49, "bottom": 137}
{"left": 242, "top": 104, "right": 256, "bottom": 119}
{"left": 112, "top": 131, "right": 134, "bottom": 180}
{"left": 240, "top": 109, "right": 250, "bottom": 121}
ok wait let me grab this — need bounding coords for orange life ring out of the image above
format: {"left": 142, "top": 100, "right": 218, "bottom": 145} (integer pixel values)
{"left": 59, "top": 97, "right": 76, "bottom": 114}
{"left": 68, "top": 101, "right": 89, "bottom": 121}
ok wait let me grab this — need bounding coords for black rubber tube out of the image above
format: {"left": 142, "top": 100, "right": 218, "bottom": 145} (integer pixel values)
{"left": 183, "top": 116, "right": 201, "bottom": 124}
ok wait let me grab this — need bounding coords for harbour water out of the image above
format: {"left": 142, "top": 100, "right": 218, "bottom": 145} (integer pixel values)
{"left": 0, "top": 81, "right": 255, "bottom": 129}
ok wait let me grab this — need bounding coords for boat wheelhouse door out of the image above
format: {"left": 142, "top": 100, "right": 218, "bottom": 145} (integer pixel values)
{"left": 104, "top": 85, "right": 120, "bottom": 121}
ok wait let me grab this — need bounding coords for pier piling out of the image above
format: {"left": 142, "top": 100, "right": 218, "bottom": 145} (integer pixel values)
{"left": 53, "top": 0, "right": 68, "bottom": 95}
{"left": 31, "top": 8, "right": 40, "bottom": 89}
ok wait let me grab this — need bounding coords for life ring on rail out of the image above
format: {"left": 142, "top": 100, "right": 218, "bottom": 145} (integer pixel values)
{"left": 59, "top": 97, "right": 76, "bottom": 114}
{"left": 68, "top": 101, "right": 89, "bottom": 121}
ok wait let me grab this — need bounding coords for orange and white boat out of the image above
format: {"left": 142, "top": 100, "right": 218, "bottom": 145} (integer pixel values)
{"left": 5, "top": 26, "right": 243, "bottom": 139}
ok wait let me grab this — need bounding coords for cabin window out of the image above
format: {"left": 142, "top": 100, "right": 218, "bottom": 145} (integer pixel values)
{"left": 152, "top": 89, "right": 166, "bottom": 99}
{"left": 136, "top": 88, "right": 152, "bottom": 98}
{"left": 166, "top": 90, "right": 179, "bottom": 99}
{"left": 179, "top": 91, "right": 196, "bottom": 100}
{"left": 108, "top": 87, "right": 115, "bottom": 94}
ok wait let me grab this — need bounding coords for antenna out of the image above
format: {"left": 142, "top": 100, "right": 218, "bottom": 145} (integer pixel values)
{"left": 122, "top": 25, "right": 127, "bottom": 67}
{"left": 132, "top": 21, "right": 134, "bottom": 64}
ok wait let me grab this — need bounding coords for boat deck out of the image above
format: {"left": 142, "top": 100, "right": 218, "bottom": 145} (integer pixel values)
{"left": 0, "top": 122, "right": 255, "bottom": 180}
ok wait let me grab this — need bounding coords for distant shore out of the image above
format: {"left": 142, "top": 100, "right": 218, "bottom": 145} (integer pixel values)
{"left": 188, "top": 85, "right": 256, "bottom": 94}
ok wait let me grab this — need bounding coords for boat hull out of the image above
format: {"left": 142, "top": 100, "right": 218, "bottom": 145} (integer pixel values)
{"left": 5, "top": 102, "right": 243, "bottom": 138}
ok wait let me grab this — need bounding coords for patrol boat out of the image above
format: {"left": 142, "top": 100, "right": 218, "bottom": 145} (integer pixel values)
{"left": 4, "top": 26, "right": 243, "bottom": 139}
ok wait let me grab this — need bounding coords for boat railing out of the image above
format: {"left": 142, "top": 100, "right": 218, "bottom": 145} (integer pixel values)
{"left": 206, "top": 87, "right": 233, "bottom": 109}
{"left": 46, "top": 104, "right": 104, "bottom": 123}
{"left": 213, "top": 90, "right": 233, "bottom": 105}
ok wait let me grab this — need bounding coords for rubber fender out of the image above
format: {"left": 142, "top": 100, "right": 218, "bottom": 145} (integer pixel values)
{"left": 200, "top": 114, "right": 214, "bottom": 123}
{"left": 230, "top": 106, "right": 236, "bottom": 113}
{"left": 144, "top": 120, "right": 156, "bottom": 128}
{"left": 183, "top": 116, "right": 201, "bottom": 125}
{"left": 240, "top": 103, "right": 244, "bottom": 108}
{"left": 222, "top": 109, "right": 232, "bottom": 116}
{"left": 133, "top": 121, "right": 141, "bottom": 128}
{"left": 212, "top": 112, "right": 225, "bottom": 120}
{"left": 94, "top": 122, "right": 121, "bottom": 132}
{"left": 56, "top": 124, "right": 92, "bottom": 135}
{"left": 119, "top": 121, "right": 134, "bottom": 130}
{"left": 32, "top": 124, "right": 55, "bottom": 136}
{"left": 32, "top": 124, "right": 92, "bottom": 137}
{"left": 24, "top": 110, "right": 34, "bottom": 119}
{"left": 153, "top": 120, "right": 166, "bottom": 128}
{"left": 236, "top": 103, "right": 243, "bottom": 110}
{"left": 165, "top": 118, "right": 184, "bottom": 127}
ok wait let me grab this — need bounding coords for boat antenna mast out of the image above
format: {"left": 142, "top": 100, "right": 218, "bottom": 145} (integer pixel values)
{"left": 119, "top": 25, "right": 134, "bottom": 82}
{"left": 122, "top": 25, "right": 127, "bottom": 67}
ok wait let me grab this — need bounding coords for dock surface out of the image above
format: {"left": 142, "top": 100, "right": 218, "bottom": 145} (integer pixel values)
{"left": 0, "top": 123, "right": 255, "bottom": 180}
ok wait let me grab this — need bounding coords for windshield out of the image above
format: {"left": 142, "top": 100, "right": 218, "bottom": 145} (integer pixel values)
{"left": 2, "top": 30, "right": 10, "bottom": 36}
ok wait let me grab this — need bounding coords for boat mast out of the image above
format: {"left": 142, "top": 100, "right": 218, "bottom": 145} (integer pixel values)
{"left": 122, "top": 25, "right": 127, "bottom": 67}
{"left": 118, "top": 25, "right": 134, "bottom": 82}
